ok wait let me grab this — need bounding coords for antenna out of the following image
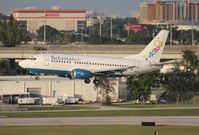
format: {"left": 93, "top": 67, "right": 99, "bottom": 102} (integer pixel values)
{"left": 110, "top": 13, "right": 113, "bottom": 38}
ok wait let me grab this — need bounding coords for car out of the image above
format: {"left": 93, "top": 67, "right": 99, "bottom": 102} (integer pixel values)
{"left": 33, "top": 46, "right": 47, "bottom": 51}
{"left": 159, "top": 99, "right": 167, "bottom": 104}
{"left": 78, "top": 99, "right": 89, "bottom": 104}
{"left": 145, "top": 100, "right": 151, "bottom": 104}
{"left": 117, "top": 99, "right": 127, "bottom": 103}
{"left": 134, "top": 99, "right": 142, "bottom": 104}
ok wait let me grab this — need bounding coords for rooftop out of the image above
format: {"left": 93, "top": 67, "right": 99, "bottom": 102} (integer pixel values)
{"left": 14, "top": 9, "right": 87, "bottom": 13}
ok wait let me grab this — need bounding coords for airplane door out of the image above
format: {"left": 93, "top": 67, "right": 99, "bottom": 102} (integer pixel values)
{"left": 44, "top": 55, "right": 49, "bottom": 66}
{"left": 85, "top": 61, "right": 90, "bottom": 68}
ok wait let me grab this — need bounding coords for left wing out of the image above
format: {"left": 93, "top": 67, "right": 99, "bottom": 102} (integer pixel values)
{"left": 92, "top": 66, "right": 137, "bottom": 77}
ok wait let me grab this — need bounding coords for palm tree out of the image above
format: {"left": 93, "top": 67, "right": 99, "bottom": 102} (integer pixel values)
{"left": 94, "top": 77, "right": 116, "bottom": 105}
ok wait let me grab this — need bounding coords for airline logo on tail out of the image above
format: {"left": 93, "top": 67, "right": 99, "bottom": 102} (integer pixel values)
{"left": 148, "top": 39, "right": 163, "bottom": 58}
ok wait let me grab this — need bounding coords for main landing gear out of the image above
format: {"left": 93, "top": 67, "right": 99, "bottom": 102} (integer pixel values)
{"left": 84, "top": 78, "right": 100, "bottom": 85}
{"left": 35, "top": 75, "right": 40, "bottom": 80}
{"left": 93, "top": 79, "right": 100, "bottom": 85}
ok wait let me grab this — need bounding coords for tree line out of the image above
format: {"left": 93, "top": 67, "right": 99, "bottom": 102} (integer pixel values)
{"left": 0, "top": 14, "right": 31, "bottom": 47}
{"left": 1, "top": 13, "right": 198, "bottom": 46}
{"left": 126, "top": 50, "right": 199, "bottom": 104}
{"left": 35, "top": 19, "right": 199, "bottom": 45}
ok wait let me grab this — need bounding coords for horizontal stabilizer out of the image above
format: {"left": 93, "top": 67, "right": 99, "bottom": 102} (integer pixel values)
{"left": 151, "top": 60, "right": 181, "bottom": 66}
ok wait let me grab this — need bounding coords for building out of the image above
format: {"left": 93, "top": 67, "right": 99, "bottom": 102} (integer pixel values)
{"left": 147, "top": 4, "right": 156, "bottom": 21}
{"left": 139, "top": 2, "right": 148, "bottom": 23}
{"left": 139, "top": 0, "right": 199, "bottom": 24}
{"left": 175, "top": 20, "right": 199, "bottom": 30}
{"left": 0, "top": 76, "right": 119, "bottom": 104}
{"left": 13, "top": 9, "right": 87, "bottom": 33}
{"left": 86, "top": 10, "right": 105, "bottom": 27}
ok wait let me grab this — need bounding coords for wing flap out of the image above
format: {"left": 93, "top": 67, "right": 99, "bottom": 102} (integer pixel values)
{"left": 92, "top": 66, "right": 137, "bottom": 77}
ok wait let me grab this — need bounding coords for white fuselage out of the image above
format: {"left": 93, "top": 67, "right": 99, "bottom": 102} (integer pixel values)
{"left": 19, "top": 53, "right": 162, "bottom": 77}
{"left": 19, "top": 30, "right": 169, "bottom": 81}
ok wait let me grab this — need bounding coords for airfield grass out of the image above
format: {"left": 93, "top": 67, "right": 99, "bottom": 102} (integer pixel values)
{"left": 112, "top": 103, "right": 199, "bottom": 108}
{"left": 1, "top": 109, "right": 199, "bottom": 118}
{"left": 0, "top": 125, "right": 198, "bottom": 135}
{"left": 19, "top": 102, "right": 199, "bottom": 111}
{"left": 19, "top": 105, "right": 99, "bottom": 111}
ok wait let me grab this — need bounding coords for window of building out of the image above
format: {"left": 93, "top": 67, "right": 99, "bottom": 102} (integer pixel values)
{"left": 77, "top": 20, "right": 86, "bottom": 31}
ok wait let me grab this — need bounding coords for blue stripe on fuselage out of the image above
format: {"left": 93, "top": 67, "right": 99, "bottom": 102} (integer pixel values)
{"left": 25, "top": 68, "right": 125, "bottom": 78}
{"left": 25, "top": 68, "right": 71, "bottom": 77}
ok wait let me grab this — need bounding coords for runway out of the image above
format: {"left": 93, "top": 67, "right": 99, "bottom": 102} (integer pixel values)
{"left": 1, "top": 116, "right": 199, "bottom": 126}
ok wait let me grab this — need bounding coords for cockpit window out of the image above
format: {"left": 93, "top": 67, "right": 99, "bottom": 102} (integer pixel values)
{"left": 26, "top": 57, "right": 37, "bottom": 60}
{"left": 31, "top": 58, "right": 37, "bottom": 60}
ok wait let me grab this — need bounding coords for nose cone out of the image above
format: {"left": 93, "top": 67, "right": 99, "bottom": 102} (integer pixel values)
{"left": 19, "top": 60, "right": 26, "bottom": 68}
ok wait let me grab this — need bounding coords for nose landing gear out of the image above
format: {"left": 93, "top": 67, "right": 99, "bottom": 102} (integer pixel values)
{"left": 35, "top": 75, "right": 40, "bottom": 80}
{"left": 84, "top": 78, "right": 91, "bottom": 84}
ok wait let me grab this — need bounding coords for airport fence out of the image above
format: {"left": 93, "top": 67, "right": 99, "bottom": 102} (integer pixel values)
{"left": 166, "top": 95, "right": 199, "bottom": 105}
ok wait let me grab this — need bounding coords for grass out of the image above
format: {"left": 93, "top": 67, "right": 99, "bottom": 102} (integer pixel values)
{"left": 18, "top": 105, "right": 99, "bottom": 111}
{"left": 112, "top": 103, "right": 199, "bottom": 108}
{"left": 1, "top": 108, "right": 199, "bottom": 118}
{"left": 0, "top": 125, "right": 198, "bottom": 135}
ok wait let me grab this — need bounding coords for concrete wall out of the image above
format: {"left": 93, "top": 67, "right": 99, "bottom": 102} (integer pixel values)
{"left": 0, "top": 81, "right": 25, "bottom": 95}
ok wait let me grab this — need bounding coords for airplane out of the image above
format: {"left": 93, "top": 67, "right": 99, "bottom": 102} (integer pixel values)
{"left": 19, "top": 30, "right": 169, "bottom": 85}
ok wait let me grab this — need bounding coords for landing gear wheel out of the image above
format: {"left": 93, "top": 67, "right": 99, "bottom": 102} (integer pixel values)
{"left": 35, "top": 76, "right": 40, "bottom": 80}
{"left": 93, "top": 79, "right": 100, "bottom": 85}
{"left": 84, "top": 78, "right": 91, "bottom": 84}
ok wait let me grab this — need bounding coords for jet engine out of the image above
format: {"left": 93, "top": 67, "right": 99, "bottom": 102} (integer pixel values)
{"left": 71, "top": 69, "right": 93, "bottom": 79}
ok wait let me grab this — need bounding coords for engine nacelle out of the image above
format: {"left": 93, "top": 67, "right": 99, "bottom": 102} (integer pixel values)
{"left": 71, "top": 69, "right": 93, "bottom": 79}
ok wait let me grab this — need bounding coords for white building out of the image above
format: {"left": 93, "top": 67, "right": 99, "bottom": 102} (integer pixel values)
{"left": 0, "top": 76, "right": 119, "bottom": 103}
{"left": 13, "top": 9, "right": 87, "bottom": 33}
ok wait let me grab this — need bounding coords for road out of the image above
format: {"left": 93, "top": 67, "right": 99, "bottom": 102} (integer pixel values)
{"left": 1, "top": 45, "right": 197, "bottom": 59}
{"left": 0, "top": 116, "right": 199, "bottom": 126}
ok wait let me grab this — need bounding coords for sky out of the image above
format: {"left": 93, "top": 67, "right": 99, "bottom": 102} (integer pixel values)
{"left": 0, "top": 0, "right": 152, "bottom": 17}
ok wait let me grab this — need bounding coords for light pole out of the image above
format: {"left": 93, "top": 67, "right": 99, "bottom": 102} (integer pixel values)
{"left": 97, "top": 15, "right": 103, "bottom": 36}
{"left": 170, "top": 0, "right": 174, "bottom": 46}
{"left": 110, "top": 15, "right": 113, "bottom": 38}
{"left": 99, "top": 19, "right": 102, "bottom": 36}
{"left": 170, "top": 24, "right": 172, "bottom": 46}
{"left": 44, "top": 10, "right": 46, "bottom": 45}
{"left": 191, "top": 3, "right": 194, "bottom": 46}
{"left": 98, "top": 16, "right": 102, "bottom": 36}
{"left": 144, "top": 26, "right": 149, "bottom": 37}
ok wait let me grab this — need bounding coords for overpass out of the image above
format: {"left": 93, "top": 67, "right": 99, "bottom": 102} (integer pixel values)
{"left": 0, "top": 45, "right": 199, "bottom": 60}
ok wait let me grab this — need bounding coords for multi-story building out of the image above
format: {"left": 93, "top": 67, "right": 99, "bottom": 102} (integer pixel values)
{"left": 13, "top": 9, "right": 87, "bottom": 33}
{"left": 139, "top": 2, "right": 148, "bottom": 23}
{"left": 139, "top": 0, "right": 199, "bottom": 24}
{"left": 147, "top": 4, "right": 156, "bottom": 21}
{"left": 189, "top": 2, "right": 199, "bottom": 21}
